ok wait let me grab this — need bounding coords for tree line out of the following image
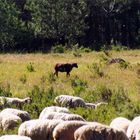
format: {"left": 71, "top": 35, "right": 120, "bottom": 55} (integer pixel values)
{"left": 0, "top": 0, "right": 140, "bottom": 52}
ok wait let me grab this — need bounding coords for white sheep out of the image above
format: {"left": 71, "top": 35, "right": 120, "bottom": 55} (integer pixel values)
{"left": 0, "top": 135, "right": 31, "bottom": 140}
{"left": 18, "top": 119, "right": 62, "bottom": 140}
{"left": 0, "top": 97, "right": 31, "bottom": 108}
{"left": 39, "top": 112, "right": 85, "bottom": 121}
{"left": 127, "top": 116, "right": 140, "bottom": 140}
{"left": 0, "top": 112, "right": 22, "bottom": 130}
{"left": 53, "top": 121, "right": 88, "bottom": 140}
{"left": 74, "top": 123, "right": 129, "bottom": 140}
{"left": 54, "top": 95, "right": 86, "bottom": 108}
{"left": 39, "top": 106, "right": 70, "bottom": 119}
{"left": 0, "top": 108, "right": 30, "bottom": 122}
{"left": 110, "top": 117, "right": 131, "bottom": 133}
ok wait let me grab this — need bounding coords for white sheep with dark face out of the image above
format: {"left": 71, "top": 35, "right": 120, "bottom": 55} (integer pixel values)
{"left": 54, "top": 95, "right": 86, "bottom": 108}
{"left": 0, "top": 97, "right": 31, "bottom": 108}
{"left": 39, "top": 106, "right": 70, "bottom": 119}
{"left": 0, "top": 112, "right": 22, "bottom": 130}
{"left": 0, "top": 108, "right": 30, "bottom": 130}
{"left": 0, "top": 108, "right": 30, "bottom": 122}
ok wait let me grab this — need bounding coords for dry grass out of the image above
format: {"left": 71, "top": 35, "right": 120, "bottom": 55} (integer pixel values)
{"left": 0, "top": 50, "right": 139, "bottom": 100}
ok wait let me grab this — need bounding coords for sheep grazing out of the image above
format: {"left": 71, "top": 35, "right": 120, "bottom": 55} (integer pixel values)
{"left": 0, "top": 112, "right": 22, "bottom": 130}
{"left": 39, "top": 112, "right": 85, "bottom": 121}
{"left": 0, "top": 96, "right": 31, "bottom": 108}
{"left": 74, "top": 123, "right": 129, "bottom": 140}
{"left": 18, "top": 119, "right": 62, "bottom": 140}
{"left": 53, "top": 121, "right": 87, "bottom": 140}
{"left": 0, "top": 135, "right": 31, "bottom": 140}
{"left": 127, "top": 116, "right": 140, "bottom": 140}
{"left": 54, "top": 63, "right": 78, "bottom": 77}
{"left": 0, "top": 108, "right": 30, "bottom": 122}
{"left": 110, "top": 117, "right": 131, "bottom": 133}
{"left": 54, "top": 95, "right": 86, "bottom": 108}
{"left": 39, "top": 106, "right": 70, "bottom": 119}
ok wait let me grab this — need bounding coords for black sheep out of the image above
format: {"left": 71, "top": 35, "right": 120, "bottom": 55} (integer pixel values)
{"left": 54, "top": 63, "right": 78, "bottom": 77}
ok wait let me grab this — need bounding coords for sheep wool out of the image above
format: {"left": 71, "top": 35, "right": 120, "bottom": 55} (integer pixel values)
{"left": 18, "top": 119, "right": 62, "bottom": 140}
{"left": 127, "top": 116, "right": 140, "bottom": 140}
{"left": 54, "top": 95, "right": 86, "bottom": 108}
{"left": 110, "top": 117, "right": 131, "bottom": 133}
{"left": 39, "top": 106, "right": 70, "bottom": 119}
{"left": 53, "top": 121, "right": 87, "bottom": 140}
{"left": 0, "top": 108, "right": 30, "bottom": 122}
{"left": 39, "top": 112, "right": 85, "bottom": 121}
{"left": 0, "top": 112, "right": 22, "bottom": 130}
{"left": 74, "top": 123, "right": 129, "bottom": 140}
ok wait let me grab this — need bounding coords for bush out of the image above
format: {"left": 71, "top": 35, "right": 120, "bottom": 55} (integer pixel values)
{"left": 119, "top": 61, "right": 131, "bottom": 69}
{"left": 19, "top": 74, "right": 27, "bottom": 84}
{"left": 26, "top": 62, "right": 35, "bottom": 72}
{"left": 71, "top": 76, "right": 87, "bottom": 96}
{"left": 51, "top": 45, "right": 66, "bottom": 53}
{"left": 0, "top": 84, "right": 12, "bottom": 97}
{"left": 48, "top": 72, "right": 56, "bottom": 83}
{"left": 23, "top": 85, "right": 57, "bottom": 118}
{"left": 99, "top": 54, "right": 110, "bottom": 65}
{"left": 111, "top": 45, "right": 128, "bottom": 51}
{"left": 88, "top": 63, "right": 104, "bottom": 77}
{"left": 79, "top": 46, "right": 92, "bottom": 53}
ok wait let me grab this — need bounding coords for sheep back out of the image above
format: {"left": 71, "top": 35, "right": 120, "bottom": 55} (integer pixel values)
{"left": 0, "top": 113, "right": 22, "bottom": 130}
{"left": 53, "top": 121, "right": 87, "bottom": 140}
{"left": 1, "top": 108, "right": 30, "bottom": 122}
{"left": 74, "top": 124, "right": 129, "bottom": 140}
{"left": 110, "top": 117, "right": 131, "bottom": 133}
{"left": 18, "top": 119, "right": 62, "bottom": 140}
{"left": 39, "top": 106, "right": 70, "bottom": 119}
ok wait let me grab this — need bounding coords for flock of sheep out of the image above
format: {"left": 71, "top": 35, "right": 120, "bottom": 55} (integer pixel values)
{"left": 0, "top": 95, "right": 139, "bottom": 140}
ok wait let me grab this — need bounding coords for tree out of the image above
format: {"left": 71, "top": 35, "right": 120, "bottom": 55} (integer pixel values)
{"left": 38, "top": 0, "right": 88, "bottom": 47}
{"left": 0, "top": 0, "right": 19, "bottom": 51}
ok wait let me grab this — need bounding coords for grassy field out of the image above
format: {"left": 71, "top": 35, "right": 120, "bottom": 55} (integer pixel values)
{"left": 0, "top": 50, "right": 139, "bottom": 98}
{"left": 0, "top": 50, "right": 140, "bottom": 135}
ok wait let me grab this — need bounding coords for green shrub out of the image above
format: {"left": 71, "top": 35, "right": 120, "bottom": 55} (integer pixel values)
{"left": 0, "top": 84, "right": 12, "bottom": 97}
{"left": 111, "top": 45, "right": 128, "bottom": 51}
{"left": 51, "top": 45, "right": 65, "bottom": 53}
{"left": 40, "top": 75, "right": 47, "bottom": 84}
{"left": 88, "top": 63, "right": 104, "bottom": 77}
{"left": 23, "top": 85, "right": 57, "bottom": 118}
{"left": 71, "top": 76, "right": 87, "bottom": 96}
{"left": 19, "top": 74, "right": 27, "bottom": 84}
{"left": 48, "top": 72, "right": 56, "bottom": 84}
{"left": 99, "top": 54, "right": 110, "bottom": 65}
{"left": 119, "top": 61, "right": 131, "bottom": 69}
{"left": 79, "top": 46, "right": 92, "bottom": 53}
{"left": 26, "top": 62, "right": 35, "bottom": 72}
{"left": 73, "top": 51, "right": 82, "bottom": 57}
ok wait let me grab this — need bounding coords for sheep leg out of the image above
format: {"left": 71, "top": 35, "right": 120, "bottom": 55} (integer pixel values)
{"left": 54, "top": 71, "right": 58, "bottom": 77}
{"left": 66, "top": 72, "right": 70, "bottom": 77}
